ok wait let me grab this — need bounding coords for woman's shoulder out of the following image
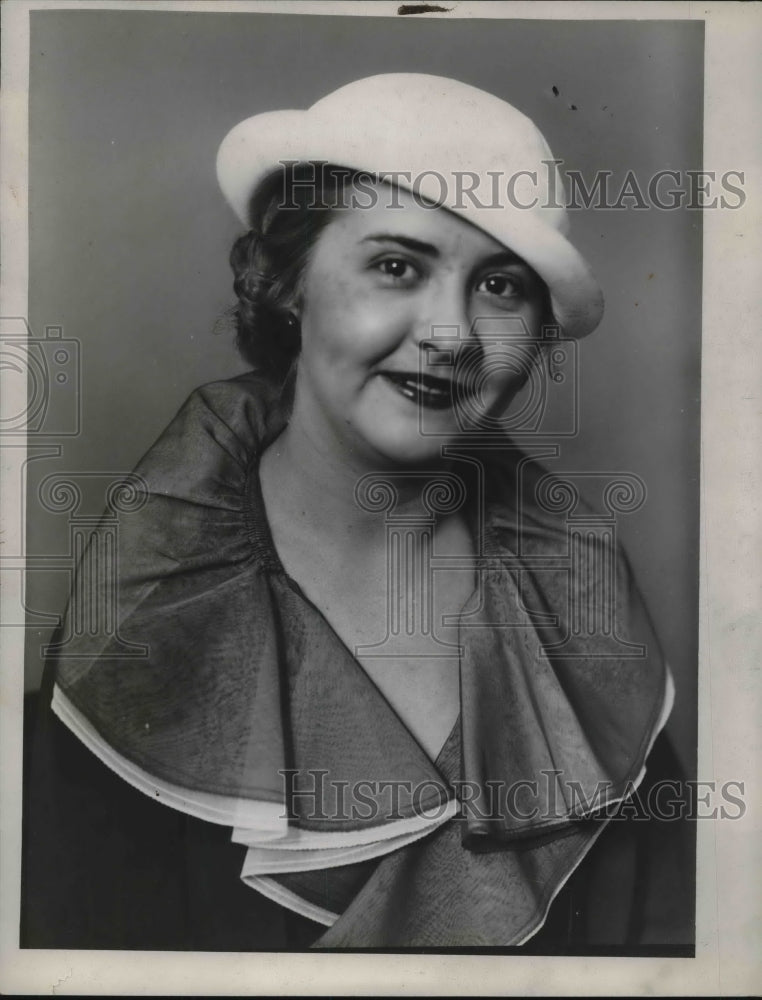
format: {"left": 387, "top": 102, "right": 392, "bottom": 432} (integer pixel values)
{"left": 182, "top": 370, "right": 283, "bottom": 433}
{"left": 142, "top": 371, "right": 282, "bottom": 465}
{"left": 84, "top": 372, "right": 288, "bottom": 590}
{"left": 130, "top": 371, "right": 286, "bottom": 504}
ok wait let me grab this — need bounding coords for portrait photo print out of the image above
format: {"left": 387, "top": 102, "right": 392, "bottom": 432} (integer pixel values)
{"left": 14, "top": 7, "right": 705, "bottom": 956}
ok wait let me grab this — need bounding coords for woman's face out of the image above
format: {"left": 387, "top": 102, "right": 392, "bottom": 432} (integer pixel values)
{"left": 292, "top": 181, "right": 549, "bottom": 467}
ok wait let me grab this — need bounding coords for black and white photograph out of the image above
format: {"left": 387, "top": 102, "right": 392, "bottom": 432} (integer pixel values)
{"left": 0, "top": 0, "right": 759, "bottom": 994}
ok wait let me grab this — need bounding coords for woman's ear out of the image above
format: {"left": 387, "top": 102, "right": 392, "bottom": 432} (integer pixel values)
{"left": 281, "top": 289, "right": 303, "bottom": 326}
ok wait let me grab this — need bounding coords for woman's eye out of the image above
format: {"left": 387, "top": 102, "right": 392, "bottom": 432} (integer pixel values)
{"left": 374, "top": 257, "right": 419, "bottom": 284}
{"left": 477, "top": 273, "right": 523, "bottom": 299}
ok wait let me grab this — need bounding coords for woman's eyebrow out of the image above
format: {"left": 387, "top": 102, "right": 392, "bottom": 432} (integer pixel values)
{"left": 361, "top": 234, "right": 440, "bottom": 257}
{"left": 361, "top": 234, "right": 526, "bottom": 270}
{"left": 478, "top": 249, "right": 526, "bottom": 269}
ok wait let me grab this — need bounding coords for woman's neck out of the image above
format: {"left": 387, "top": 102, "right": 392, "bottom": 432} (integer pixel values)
{"left": 260, "top": 396, "right": 453, "bottom": 548}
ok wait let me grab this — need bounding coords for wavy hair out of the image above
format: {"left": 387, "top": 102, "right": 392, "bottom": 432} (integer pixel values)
{"left": 229, "top": 163, "right": 357, "bottom": 383}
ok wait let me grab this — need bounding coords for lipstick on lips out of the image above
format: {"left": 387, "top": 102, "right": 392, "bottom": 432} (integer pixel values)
{"left": 380, "top": 370, "right": 474, "bottom": 411}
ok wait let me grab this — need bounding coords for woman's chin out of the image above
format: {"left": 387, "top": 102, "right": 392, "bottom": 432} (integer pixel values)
{"left": 350, "top": 398, "right": 517, "bottom": 468}
{"left": 342, "top": 380, "right": 518, "bottom": 467}
{"left": 356, "top": 421, "right": 461, "bottom": 469}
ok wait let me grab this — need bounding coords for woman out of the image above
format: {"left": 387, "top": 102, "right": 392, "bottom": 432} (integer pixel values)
{"left": 23, "top": 74, "right": 693, "bottom": 950}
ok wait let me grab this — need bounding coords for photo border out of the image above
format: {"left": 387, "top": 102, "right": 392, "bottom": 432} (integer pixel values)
{"left": 1, "top": 1, "right": 759, "bottom": 995}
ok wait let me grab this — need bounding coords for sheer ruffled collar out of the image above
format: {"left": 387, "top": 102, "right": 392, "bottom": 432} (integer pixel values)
{"left": 51, "top": 372, "right": 672, "bottom": 945}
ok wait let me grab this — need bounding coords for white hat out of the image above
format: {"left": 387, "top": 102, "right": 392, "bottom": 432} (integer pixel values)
{"left": 216, "top": 73, "right": 604, "bottom": 338}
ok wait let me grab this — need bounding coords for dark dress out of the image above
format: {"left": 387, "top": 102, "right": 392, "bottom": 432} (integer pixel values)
{"left": 22, "top": 685, "right": 694, "bottom": 952}
{"left": 20, "top": 373, "right": 695, "bottom": 951}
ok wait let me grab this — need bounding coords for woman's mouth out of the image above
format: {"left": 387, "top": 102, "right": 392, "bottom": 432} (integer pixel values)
{"left": 379, "top": 371, "right": 471, "bottom": 411}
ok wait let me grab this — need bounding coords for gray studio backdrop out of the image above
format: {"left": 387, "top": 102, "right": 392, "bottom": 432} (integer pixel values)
{"left": 24, "top": 11, "right": 703, "bottom": 776}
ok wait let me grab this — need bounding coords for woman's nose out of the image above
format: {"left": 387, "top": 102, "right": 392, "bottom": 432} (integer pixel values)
{"left": 410, "top": 279, "right": 472, "bottom": 350}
